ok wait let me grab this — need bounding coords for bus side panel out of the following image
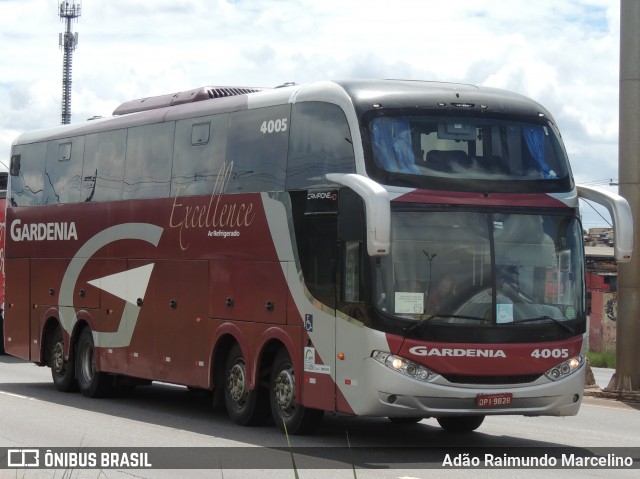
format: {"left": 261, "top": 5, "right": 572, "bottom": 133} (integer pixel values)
{"left": 153, "top": 259, "right": 210, "bottom": 386}
{"left": 30, "top": 259, "right": 67, "bottom": 308}
{"left": 210, "top": 260, "right": 287, "bottom": 325}
{"left": 124, "top": 259, "right": 157, "bottom": 381}
{"left": 4, "top": 258, "right": 30, "bottom": 360}
{"left": 92, "top": 259, "right": 128, "bottom": 376}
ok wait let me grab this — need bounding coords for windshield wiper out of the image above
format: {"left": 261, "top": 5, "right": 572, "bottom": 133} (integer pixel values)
{"left": 404, "top": 314, "right": 488, "bottom": 335}
{"left": 509, "top": 315, "right": 575, "bottom": 333}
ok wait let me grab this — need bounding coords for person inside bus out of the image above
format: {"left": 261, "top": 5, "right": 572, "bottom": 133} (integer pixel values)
{"left": 425, "top": 275, "right": 456, "bottom": 315}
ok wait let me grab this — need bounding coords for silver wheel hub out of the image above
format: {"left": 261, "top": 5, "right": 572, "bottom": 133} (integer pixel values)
{"left": 228, "top": 362, "right": 248, "bottom": 406}
{"left": 52, "top": 341, "right": 64, "bottom": 373}
{"left": 274, "top": 367, "right": 295, "bottom": 414}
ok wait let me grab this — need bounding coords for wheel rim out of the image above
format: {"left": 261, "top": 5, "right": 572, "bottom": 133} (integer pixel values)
{"left": 274, "top": 363, "right": 295, "bottom": 417}
{"left": 52, "top": 340, "right": 65, "bottom": 375}
{"left": 79, "top": 341, "right": 95, "bottom": 383}
{"left": 227, "top": 360, "right": 248, "bottom": 407}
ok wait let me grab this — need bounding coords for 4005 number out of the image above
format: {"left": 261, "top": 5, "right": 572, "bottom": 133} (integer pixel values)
{"left": 260, "top": 118, "right": 288, "bottom": 134}
{"left": 530, "top": 348, "right": 569, "bottom": 359}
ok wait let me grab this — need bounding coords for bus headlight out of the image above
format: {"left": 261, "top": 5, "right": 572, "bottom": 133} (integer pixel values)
{"left": 544, "top": 354, "right": 585, "bottom": 381}
{"left": 371, "top": 351, "right": 436, "bottom": 382}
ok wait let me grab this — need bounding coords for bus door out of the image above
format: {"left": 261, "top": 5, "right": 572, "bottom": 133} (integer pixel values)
{"left": 294, "top": 190, "right": 339, "bottom": 412}
{"left": 335, "top": 189, "right": 368, "bottom": 413}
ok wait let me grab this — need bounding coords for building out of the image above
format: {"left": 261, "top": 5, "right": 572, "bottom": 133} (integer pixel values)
{"left": 584, "top": 228, "right": 617, "bottom": 352}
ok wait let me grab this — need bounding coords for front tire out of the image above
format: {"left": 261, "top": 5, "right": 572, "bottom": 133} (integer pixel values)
{"left": 76, "top": 328, "right": 112, "bottom": 398}
{"left": 49, "top": 326, "right": 77, "bottom": 392}
{"left": 224, "top": 344, "right": 268, "bottom": 426}
{"left": 437, "top": 415, "right": 485, "bottom": 433}
{"left": 270, "top": 348, "right": 323, "bottom": 435}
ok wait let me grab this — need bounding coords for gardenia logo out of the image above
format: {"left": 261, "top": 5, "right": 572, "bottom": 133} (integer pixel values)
{"left": 409, "top": 346, "right": 507, "bottom": 358}
{"left": 10, "top": 219, "right": 78, "bottom": 241}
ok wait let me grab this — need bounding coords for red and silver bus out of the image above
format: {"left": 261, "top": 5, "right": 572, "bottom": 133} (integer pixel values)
{"left": 4, "top": 80, "right": 632, "bottom": 434}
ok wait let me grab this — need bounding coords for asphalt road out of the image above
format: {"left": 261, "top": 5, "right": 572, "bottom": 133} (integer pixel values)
{"left": 0, "top": 356, "right": 637, "bottom": 479}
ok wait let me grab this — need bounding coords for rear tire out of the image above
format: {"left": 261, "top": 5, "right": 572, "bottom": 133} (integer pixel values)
{"left": 76, "top": 328, "right": 112, "bottom": 398}
{"left": 224, "top": 344, "right": 269, "bottom": 426}
{"left": 270, "top": 348, "right": 323, "bottom": 435}
{"left": 49, "top": 326, "right": 77, "bottom": 392}
{"left": 437, "top": 415, "right": 485, "bottom": 433}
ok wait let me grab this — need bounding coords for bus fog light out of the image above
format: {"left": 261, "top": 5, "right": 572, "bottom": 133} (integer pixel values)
{"left": 372, "top": 351, "right": 436, "bottom": 382}
{"left": 544, "top": 354, "right": 585, "bottom": 382}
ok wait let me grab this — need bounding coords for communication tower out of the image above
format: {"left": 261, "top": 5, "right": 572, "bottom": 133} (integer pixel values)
{"left": 59, "top": 1, "right": 81, "bottom": 125}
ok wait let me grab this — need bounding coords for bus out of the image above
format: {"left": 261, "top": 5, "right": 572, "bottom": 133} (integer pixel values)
{"left": 4, "top": 80, "right": 632, "bottom": 434}
{"left": 0, "top": 171, "right": 6, "bottom": 354}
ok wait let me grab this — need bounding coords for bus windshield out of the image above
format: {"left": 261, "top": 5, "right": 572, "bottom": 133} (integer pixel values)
{"left": 376, "top": 211, "right": 584, "bottom": 328}
{"left": 368, "top": 115, "right": 570, "bottom": 183}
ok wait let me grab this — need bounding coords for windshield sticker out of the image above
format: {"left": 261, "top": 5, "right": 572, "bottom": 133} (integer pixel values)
{"left": 395, "top": 292, "right": 424, "bottom": 314}
{"left": 496, "top": 303, "right": 514, "bottom": 323}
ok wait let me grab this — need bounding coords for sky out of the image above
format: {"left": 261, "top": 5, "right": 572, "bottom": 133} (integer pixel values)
{"left": 0, "top": 0, "right": 624, "bottom": 228}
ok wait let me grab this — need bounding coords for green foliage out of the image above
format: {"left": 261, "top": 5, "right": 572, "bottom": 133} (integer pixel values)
{"left": 586, "top": 350, "right": 616, "bottom": 368}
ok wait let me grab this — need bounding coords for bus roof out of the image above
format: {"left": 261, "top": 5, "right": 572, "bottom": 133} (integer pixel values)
{"left": 12, "top": 80, "right": 554, "bottom": 146}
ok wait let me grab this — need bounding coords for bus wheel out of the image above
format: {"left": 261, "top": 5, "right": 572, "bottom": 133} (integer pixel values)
{"left": 270, "top": 348, "right": 323, "bottom": 435}
{"left": 436, "top": 415, "right": 485, "bottom": 433}
{"left": 48, "top": 326, "right": 77, "bottom": 392}
{"left": 224, "top": 344, "right": 268, "bottom": 426}
{"left": 75, "top": 328, "right": 112, "bottom": 398}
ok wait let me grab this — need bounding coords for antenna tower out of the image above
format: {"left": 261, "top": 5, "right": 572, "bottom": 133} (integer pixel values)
{"left": 59, "top": 1, "right": 81, "bottom": 125}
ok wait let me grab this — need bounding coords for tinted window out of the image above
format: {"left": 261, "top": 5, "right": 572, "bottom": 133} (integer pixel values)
{"left": 10, "top": 142, "right": 46, "bottom": 206}
{"left": 366, "top": 114, "right": 572, "bottom": 193}
{"left": 171, "top": 114, "right": 228, "bottom": 197}
{"left": 226, "top": 106, "right": 289, "bottom": 192}
{"left": 124, "top": 122, "right": 174, "bottom": 199}
{"left": 287, "top": 102, "right": 356, "bottom": 189}
{"left": 82, "top": 129, "right": 126, "bottom": 202}
{"left": 42, "top": 137, "right": 84, "bottom": 204}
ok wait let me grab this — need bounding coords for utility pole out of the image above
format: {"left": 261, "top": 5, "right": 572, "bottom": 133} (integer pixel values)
{"left": 59, "top": 1, "right": 81, "bottom": 125}
{"left": 609, "top": 0, "right": 640, "bottom": 393}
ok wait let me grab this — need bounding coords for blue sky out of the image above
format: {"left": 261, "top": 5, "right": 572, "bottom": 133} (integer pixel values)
{"left": 0, "top": 0, "right": 623, "bottom": 227}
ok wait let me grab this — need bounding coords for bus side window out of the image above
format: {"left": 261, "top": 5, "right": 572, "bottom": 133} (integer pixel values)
{"left": 337, "top": 189, "right": 368, "bottom": 321}
{"left": 123, "top": 122, "right": 175, "bottom": 200}
{"left": 287, "top": 102, "right": 355, "bottom": 190}
{"left": 299, "top": 215, "right": 338, "bottom": 309}
{"left": 171, "top": 114, "right": 228, "bottom": 197}
{"left": 82, "top": 129, "right": 126, "bottom": 202}
{"left": 226, "top": 105, "right": 289, "bottom": 193}
{"left": 10, "top": 143, "right": 46, "bottom": 207}
{"left": 43, "top": 137, "right": 84, "bottom": 204}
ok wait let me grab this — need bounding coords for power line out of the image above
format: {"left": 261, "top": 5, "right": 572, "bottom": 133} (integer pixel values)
{"left": 580, "top": 198, "right": 613, "bottom": 227}
{"left": 580, "top": 178, "right": 618, "bottom": 187}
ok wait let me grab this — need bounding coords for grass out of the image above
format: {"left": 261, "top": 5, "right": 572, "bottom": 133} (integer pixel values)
{"left": 586, "top": 350, "right": 616, "bottom": 368}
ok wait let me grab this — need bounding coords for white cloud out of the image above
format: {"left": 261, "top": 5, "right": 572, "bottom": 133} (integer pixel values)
{"left": 0, "top": 0, "right": 624, "bottom": 225}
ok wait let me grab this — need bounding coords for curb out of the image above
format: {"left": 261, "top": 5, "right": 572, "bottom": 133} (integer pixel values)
{"left": 584, "top": 386, "right": 640, "bottom": 403}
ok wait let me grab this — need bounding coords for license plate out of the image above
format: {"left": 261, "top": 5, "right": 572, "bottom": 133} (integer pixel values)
{"left": 476, "top": 392, "right": 513, "bottom": 408}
